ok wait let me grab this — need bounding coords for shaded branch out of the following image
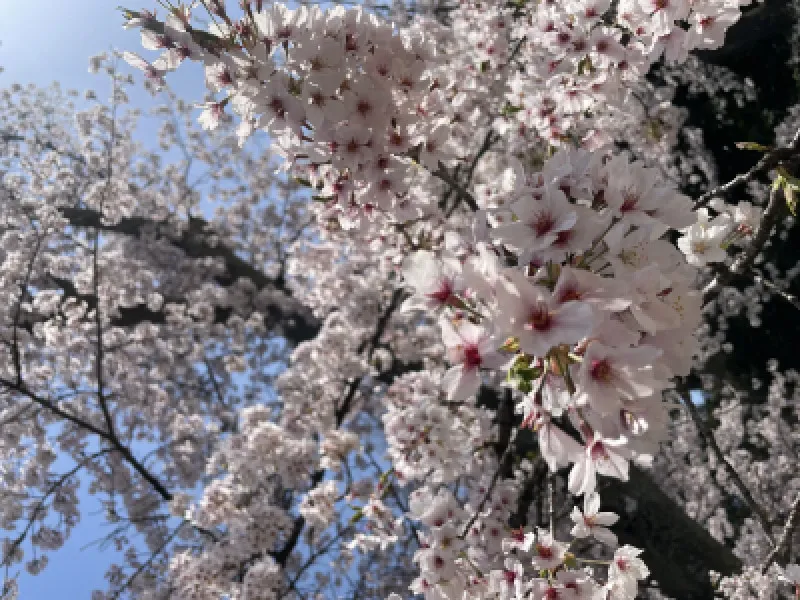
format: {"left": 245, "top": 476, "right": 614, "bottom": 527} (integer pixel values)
{"left": 52, "top": 207, "right": 321, "bottom": 343}
{"left": 761, "top": 492, "right": 800, "bottom": 573}
{"left": 678, "top": 391, "right": 775, "bottom": 546}
{"left": 693, "top": 127, "right": 800, "bottom": 210}
{"left": 702, "top": 185, "right": 790, "bottom": 306}
{"left": 2, "top": 450, "right": 110, "bottom": 567}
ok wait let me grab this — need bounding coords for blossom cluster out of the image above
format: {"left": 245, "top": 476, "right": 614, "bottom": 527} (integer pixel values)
{"left": 503, "top": 0, "right": 755, "bottom": 145}
{"left": 109, "top": 0, "right": 796, "bottom": 598}
{"left": 404, "top": 149, "right": 709, "bottom": 496}
{"left": 124, "top": 3, "right": 459, "bottom": 226}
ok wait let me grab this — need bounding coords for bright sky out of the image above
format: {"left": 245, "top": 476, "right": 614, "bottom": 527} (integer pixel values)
{"left": 0, "top": 0, "right": 206, "bottom": 115}
{"left": 0, "top": 2, "right": 202, "bottom": 597}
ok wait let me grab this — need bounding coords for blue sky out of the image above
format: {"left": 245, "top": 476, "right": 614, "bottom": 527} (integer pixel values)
{"left": 2, "top": 1, "right": 137, "bottom": 90}
{"left": 0, "top": 2, "right": 202, "bottom": 597}
{"left": 0, "top": 1, "right": 204, "bottom": 99}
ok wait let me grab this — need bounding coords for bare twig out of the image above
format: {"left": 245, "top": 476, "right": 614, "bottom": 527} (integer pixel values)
{"left": 112, "top": 522, "right": 186, "bottom": 599}
{"left": 761, "top": 493, "right": 800, "bottom": 573}
{"left": 748, "top": 271, "right": 800, "bottom": 313}
{"left": 693, "top": 127, "right": 800, "bottom": 210}
{"left": 1, "top": 450, "right": 110, "bottom": 567}
{"left": 678, "top": 392, "right": 775, "bottom": 546}
{"left": 459, "top": 438, "right": 515, "bottom": 539}
{"left": 702, "top": 186, "right": 789, "bottom": 306}
{"left": 432, "top": 162, "right": 480, "bottom": 212}
{"left": 0, "top": 377, "right": 174, "bottom": 502}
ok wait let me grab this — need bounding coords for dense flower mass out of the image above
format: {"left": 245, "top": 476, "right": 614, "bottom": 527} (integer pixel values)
{"left": 1, "top": 0, "right": 799, "bottom": 598}
{"left": 115, "top": 0, "right": 794, "bottom": 597}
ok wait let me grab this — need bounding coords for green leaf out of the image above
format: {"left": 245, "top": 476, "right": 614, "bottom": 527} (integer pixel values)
{"left": 577, "top": 55, "right": 593, "bottom": 75}
{"left": 349, "top": 509, "right": 364, "bottom": 524}
{"left": 735, "top": 141, "right": 773, "bottom": 152}
{"left": 786, "top": 183, "right": 798, "bottom": 216}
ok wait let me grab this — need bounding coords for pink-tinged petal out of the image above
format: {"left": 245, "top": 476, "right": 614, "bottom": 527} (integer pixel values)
{"left": 480, "top": 347, "right": 514, "bottom": 371}
{"left": 592, "top": 526, "right": 618, "bottom": 547}
{"left": 571, "top": 521, "right": 591, "bottom": 539}
{"left": 554, "top": 210, "right": 578, "bottom": 232}
{"left": 442, "top": 365, "right": 480, "bottom": 402}
{"left": 598, "top": 450, "right": 629, "bottom": 482}
{"left": 576, "top": 378, "right": 620, "bottom": 415}
{"left": 122, "top": 51, "right": 150, "bottom": 71}
{"left": 553, "top": 300, "right": 594, "bottom": 342}
{"left": 438, "top": 318, "right": 462, "bottom": 348}
{"left": 539, "top": 423, "right": 581, "bottom": 471}
{"left": 585, "top": 491, "right": 601, "bottom": 515}
{"left": 593, "top": 512, "right": 619, "bottom": 527}
{"left": 567, "top": 453, "right": 590, "bottom": 495}
{"left": 631, "top": 300, "right": 680, "bottom": 335}
{"left": 458, "top": 321, "right": 485, "bottom": 345}
{"left": 492, "top": 222, "right": 536, "bottom": 247}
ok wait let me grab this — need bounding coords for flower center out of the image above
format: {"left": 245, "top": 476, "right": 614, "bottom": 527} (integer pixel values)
{"left": 590, "top": 359, "right": 612, "bottom": 382}
{"left": 527, "top": 305, "right": 552, "bottom": 331}
{"left": 620, "top": 191, "right": 639, "bottom": 212}
{"left": 535, "top": 543, "right": 554, "bottom": 559}
{"left": 427, "top": 280, "right": 454, "bottom": 304}
{"left": 590, "top": 440, "right": 609, "bottom": 461}
{"left": 510, "top": 527, "right": 525, "bottom": 542}
{"left": 559, "top": 286, "right": 583, "bottom": 303}
{"left": 356, "top": 100, "right": 372, "bottom": 116}
{"left": 554, "top": 230, "right": 572, "bottom": 247}
{"left": 530, "top": 211, "right": 556, "bottom": 236}
{"left": 463, "top": 344, "right": 482, "bottom": 370}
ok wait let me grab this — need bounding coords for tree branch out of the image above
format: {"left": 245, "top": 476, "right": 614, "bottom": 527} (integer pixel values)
{"left": 52, "top": 207, "right": 321, "bottom": 344}
{"left": 761, "top": 492, "right": 800, "bottom": 573}
{"left": 693, "top": 127, "right": 800, "bottom": 210}
{"left": 703, "top": 185, "right": 789, "bottom": 306}
{"left": 678, "top": 391, "right": 775, "bottom": 545}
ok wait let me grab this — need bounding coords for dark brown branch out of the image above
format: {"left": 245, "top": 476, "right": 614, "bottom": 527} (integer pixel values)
{"left": 461, "top": 388, "right": 515, "bottom": 538}
{"left": 432, "top": 162, "right": 480, "bottom": 212}
{"left": 274, "top": 288, "right": 407, "bottom": 571}
{"left": 0, "top": 377, "right": 174, "bottom": 502}
{"left": 93, "top": 84, "right": 119, "bottom": 439}
{"left": 11, "top": 235, "right": 43, "bottom": 385}
{"left": 54, "top": 207, "right": 321, "bottom": 343}
{"left": 601, "top": 466, "right": 743, "bottom": 599}
{"left": 693, "top": 127, "right": 800, "bottom": 210}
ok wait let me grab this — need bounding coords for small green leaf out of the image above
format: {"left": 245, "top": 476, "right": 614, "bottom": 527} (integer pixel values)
{"left": 786, "top": 184, "right": 798, "bottom": 216}
{"left": 735, "top": 141, "right": 773, "bottom": 152}
{"left": 349, "top": 509, "right": 364, "bottom": 524}
{"left": 577, "top": 55, "right": 593, "bottom": 75}
{"left": 502, "top": 103, "right": 524, "bottom": 117}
